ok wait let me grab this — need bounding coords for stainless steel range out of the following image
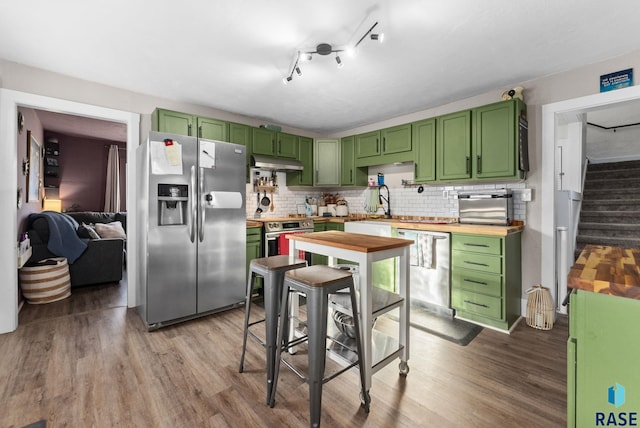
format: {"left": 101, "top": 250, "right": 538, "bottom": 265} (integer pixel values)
{"left": 264, "top": 219, "right": 314, "bottom": 262}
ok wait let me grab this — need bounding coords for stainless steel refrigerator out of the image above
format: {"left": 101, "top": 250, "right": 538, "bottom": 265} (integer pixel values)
{"left": 136, "top": 131, "right": 246, "bottom": 329}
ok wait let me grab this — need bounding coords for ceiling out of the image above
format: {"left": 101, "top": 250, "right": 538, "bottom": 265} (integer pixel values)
{"left": 2, "top": 0, "right": 640, "bottom": 137}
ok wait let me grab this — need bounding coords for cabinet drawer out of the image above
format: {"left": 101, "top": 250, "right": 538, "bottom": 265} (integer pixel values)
{"left": 452, "top": 234, "right": 502, "bottom": 255}
{"left": 452, "top": 269, "right": 502, "bottom": 297}
{"left": 246, "top": 227, "right": 262, "bottom": 241}
{"left": 452, "top": 250, "right": 502, "bottom": 274}
{"left": 452, "top": 289, "right": 503, "bottom": 320}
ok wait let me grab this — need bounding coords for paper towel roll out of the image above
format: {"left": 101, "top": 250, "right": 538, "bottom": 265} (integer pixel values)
{"left": 206, "top": 191, "right": 243, "bottom": 209}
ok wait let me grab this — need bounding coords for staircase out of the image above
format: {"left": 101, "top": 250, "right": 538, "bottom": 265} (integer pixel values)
{"left": 576, "top": 159, "right": 640, "bottom": 256}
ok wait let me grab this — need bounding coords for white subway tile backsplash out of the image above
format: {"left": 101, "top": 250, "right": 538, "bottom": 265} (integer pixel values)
{"left": 246, "top": 181, "right": 528, "bottom": 222}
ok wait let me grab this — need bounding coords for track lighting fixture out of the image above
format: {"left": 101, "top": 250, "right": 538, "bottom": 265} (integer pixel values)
{"left": 282, "top": 21, "right": 383, "bottom": 83}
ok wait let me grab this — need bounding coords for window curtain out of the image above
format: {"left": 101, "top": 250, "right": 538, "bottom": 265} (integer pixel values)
{"left": 104, "top": 145, "right": 120, "bottom": 212}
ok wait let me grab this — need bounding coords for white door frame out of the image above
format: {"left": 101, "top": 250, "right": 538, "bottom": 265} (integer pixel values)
{"left": 541, "top": 85, "right": 640, "bottom": 313}
{"left": 0, "top": 88, "right": 140, "bottom": 334}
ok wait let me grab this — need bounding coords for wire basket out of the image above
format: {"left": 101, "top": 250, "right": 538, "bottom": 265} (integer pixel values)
{"left": 525, "top": 284, "right": 554, "bottom": 330}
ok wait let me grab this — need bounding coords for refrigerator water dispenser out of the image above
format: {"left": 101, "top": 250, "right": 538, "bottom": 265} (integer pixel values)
{"left": 158, "top": 184, "right": 188, "bottom": 225}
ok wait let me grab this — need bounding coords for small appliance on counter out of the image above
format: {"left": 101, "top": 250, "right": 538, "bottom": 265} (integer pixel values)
{"left": 458, "top": 189, "right": 513, "bottom": 226}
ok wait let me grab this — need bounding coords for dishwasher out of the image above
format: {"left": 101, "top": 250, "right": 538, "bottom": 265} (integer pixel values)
{"left": 396, "top": 229, "right": 453, "bottom": 318}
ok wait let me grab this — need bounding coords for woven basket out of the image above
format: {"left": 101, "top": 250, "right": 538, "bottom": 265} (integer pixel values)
{"left": 525, "top": 284, "right": 554, "bottom": 330}
{"left": 19, "top": 258, "right": 71, "bottom": 304}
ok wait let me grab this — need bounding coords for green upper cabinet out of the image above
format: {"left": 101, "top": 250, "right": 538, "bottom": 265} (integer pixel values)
{"left": 229, "top": 122, "right": 251, "bottom": 182}
{"left": 251, "top": 128, "right": 298, "bottom": 159}
{"left": 197, "top": 117, "right": 228, "bottom": 140}
{"left": 252, "top": 127, "right": 277, "bottom": 156}
{"left": 286, "top": 136, "right": 313, "bottom": 186}
{"left": 152, "top": 108, "right": 228, "bottom": 141}
{"left": 472, "top": 99, "right": 525, "bottom": 180}
{"left": 314, "top": 139, "right": 340, "bottom": 186}
{"left": 277, "top": 132, "right": 299, "bottom": 159}
{"left": 381, "top": 124, "right": 412, "bottom": 155}
{"left": 355, "top": 131, "right": 380, "bottom": 159}
{"left": 341, "top": 136, "right": 368, "bottom": 186}
{"left": 412, "top": 118, "right": 436, "bottom": 182}
{"left": 153, "top": 109, "right": 194, "bottom": 136}
{"left": 229, "top": 122, "right": 251, "bottom": 147}
{"left": 436, "top": 100, "right": 526, "bottom": 182}
{"left": 355, "top": 124, "right": 413, "bottom": 167}
{"left": 436, "top": 110, "right": 472, "bottom": 180}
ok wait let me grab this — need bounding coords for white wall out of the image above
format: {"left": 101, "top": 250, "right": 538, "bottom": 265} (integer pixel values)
{"left": 587, "top": 124, "right": 640, "bottom": 163}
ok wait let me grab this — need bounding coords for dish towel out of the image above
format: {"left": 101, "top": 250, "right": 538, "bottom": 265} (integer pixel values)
{"left": 417, "top": 234, "right": 434, "bottom": 269}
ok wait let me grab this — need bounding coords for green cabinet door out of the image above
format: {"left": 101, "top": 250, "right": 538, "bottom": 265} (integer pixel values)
{"left": 569, "top": 290, "right": 640, "bottom": 428}
{"left": 197, "top": 117, "right": 228, "bottom": 141}
{"left": 153, "top": 109, "right": 195, "bottom": 136}
{"left": 276, "top": 132, "right": 298, "bottom": 159}
{"left": 287, "top": 136, "right": 313, "bottom": 186}
{"left": 355, "top": 131, "right": 381, "bottom": 159}
{"left": 246, "top": 227, "right": 263, "bottom": 290}
{"left": 473, "top": 100, "right": 518, "bottom": 179}
{"left": 437, "top": 110, "right": 471, "bottom": 180}
{"left": 314, "top": 139, "right": 340, "bottom": 186}
{"left": 340, "top": 136, "right": 367, "bottom": 186}
{"left": 312, "top": 223, "right": 328, "bottom": 265}
{"left": 311, "top": 222, "right": 345, "bottom": 265}
{"left": 252, "top": 127, "right": 276, "bottom": 156}
{"left": 229, "top": 122, "right": 251, "bottom": 147}
{"left": 381, "top": 124, "right": 412, "bottom": 155}
{"left": 413, "top": 118, "right": 436, "bottom": 182}
{"left": 341, "top": 136, "right": 356, "bottom": 186}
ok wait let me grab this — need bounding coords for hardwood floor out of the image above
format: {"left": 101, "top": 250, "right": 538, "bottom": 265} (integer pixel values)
{"left": 1, "top": 282, "right": 567, "bottom": 427}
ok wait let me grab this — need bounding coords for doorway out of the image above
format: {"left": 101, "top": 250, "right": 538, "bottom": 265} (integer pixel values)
{"left": 541, "top": 85, "right": 640, "bottom": 314}
{"left": 0, "top": 89, "right": 140, "bottom": 334}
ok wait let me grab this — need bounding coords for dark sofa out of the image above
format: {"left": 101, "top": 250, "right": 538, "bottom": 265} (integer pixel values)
{"left": 27, "top": 211, "right": 126, "bottom": 287}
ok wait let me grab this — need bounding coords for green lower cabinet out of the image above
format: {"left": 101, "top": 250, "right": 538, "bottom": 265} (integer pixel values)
{"left": 568, "top": 290, "right": 640, "bottom": 428}
{"left": 450, "top": 232, "right": 521, "bottom": 331}
{"left": 311, "top": 222, "right": 344, "bottom": 265}
{"left": 246, "top": 227, "right": 262, "bottom": 291}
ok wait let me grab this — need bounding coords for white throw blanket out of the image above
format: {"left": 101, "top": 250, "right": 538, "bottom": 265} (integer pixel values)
{"left": 417, "top": 233, "right": 434, "bottom": 269}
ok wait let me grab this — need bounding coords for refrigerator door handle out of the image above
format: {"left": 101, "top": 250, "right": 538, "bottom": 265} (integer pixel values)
{"left": 199, "top": 167, "right": 205, "bottom": 242}
{"left": 190, "top": 165, "right": 196, "bottom": 243}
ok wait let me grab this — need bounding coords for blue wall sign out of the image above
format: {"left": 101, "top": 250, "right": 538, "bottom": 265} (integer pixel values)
{"left": 600, "top": 68, "right": 633, "bottom": 92}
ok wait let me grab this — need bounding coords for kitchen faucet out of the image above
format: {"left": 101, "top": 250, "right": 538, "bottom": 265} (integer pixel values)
{"left": 379, "top": 184, "right": 391, "bottom": 218}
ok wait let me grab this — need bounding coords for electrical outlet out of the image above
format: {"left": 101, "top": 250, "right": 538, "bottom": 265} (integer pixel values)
{"left": 442, "top": 190, "right": 449, "bottom": 199}
{"left": 522, "top": 188, "right": 532, "bottom": 202}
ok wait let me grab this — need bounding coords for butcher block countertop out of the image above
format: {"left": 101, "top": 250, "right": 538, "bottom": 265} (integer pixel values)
{"left": 248, "top": 216, "right": 523, "bottom": 236}
{"left": 568, "top": 245, "right": 640, "bottom": 299}
{"left": 287, "top": 231, "right": 413, "bottom": 253}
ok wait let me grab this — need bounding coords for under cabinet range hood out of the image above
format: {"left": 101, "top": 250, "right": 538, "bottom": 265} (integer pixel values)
{"left": 251, "top": 154, "right": 304, "bottom": 171}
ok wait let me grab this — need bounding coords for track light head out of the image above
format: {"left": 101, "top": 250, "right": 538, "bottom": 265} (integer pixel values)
{"left": 282, "top": 75, "right": 292, "bottom": 84}
{"left": 335, "top": 55, "right": 343, "bottom": 68}
{"left": 295, "top": 66, "right": 302, "bottom": 76}
{"left": 371, "top": 33, "right": 384, "bottom": 43}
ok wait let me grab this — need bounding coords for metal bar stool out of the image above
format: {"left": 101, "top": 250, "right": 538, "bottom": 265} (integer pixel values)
{"left": 239, "top": 255, "right": 307, "bottom": 405}
{"left": 270, "top": 265, "right": 370, "bottom": 428}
